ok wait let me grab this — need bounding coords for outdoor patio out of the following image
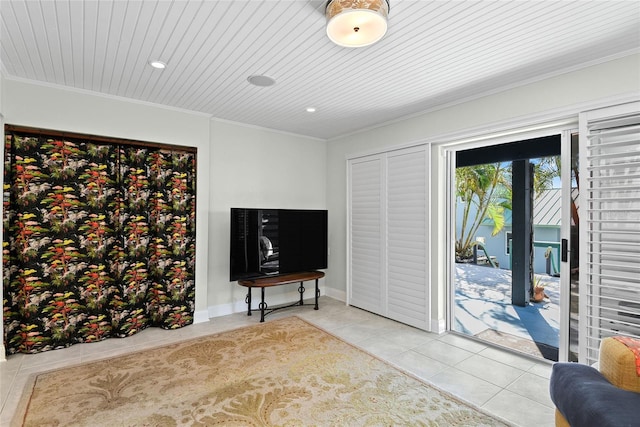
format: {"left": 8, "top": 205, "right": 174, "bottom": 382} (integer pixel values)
{"left": 454, "top": 263, "right": 560, "bottom": 360}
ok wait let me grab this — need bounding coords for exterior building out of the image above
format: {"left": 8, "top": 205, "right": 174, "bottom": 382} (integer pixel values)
{"left": 457, "top": 188, "right": 566, "bottom": 274}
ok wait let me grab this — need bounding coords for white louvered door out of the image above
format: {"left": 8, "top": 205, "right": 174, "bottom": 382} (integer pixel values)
{"left": 386, "top": 148, "right": 430, "bottom": 328}
{"left": 348, "top": 145, "right": 430, "bottom": 330}
{"left": 349, "top": 156, "right": 385, "bottom": 314}
{"left": 579, "top": 101, "right": 640, "bottom": 365}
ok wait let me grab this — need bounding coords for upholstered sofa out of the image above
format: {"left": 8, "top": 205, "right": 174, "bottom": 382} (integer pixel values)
{"left": 550, "top": 336, "right": 640, "bottom": 427}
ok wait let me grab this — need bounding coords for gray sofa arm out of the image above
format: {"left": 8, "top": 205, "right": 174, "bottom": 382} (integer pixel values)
{"left": 550, "top": 362, "right": 640, "bottom": 427}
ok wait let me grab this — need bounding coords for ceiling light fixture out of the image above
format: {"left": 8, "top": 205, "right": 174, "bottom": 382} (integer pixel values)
{"left": 306, "top": 107, "right": 317, "bottom": 113}
{"left": 149, "top": 60, "right": 166, "bottom": 69}
{"left": 326, "top": 0, "right": 389, "bottom": 48}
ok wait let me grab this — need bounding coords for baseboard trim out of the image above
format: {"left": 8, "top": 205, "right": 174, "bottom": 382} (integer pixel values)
{"left": 431, "top": 318, "right": 446, "bottom": 334}
{"left": 208, "top": 301, "right": 244, "bottom": 319}
{"left": 193, "top": 309, "right": 209, "bottom": 324}
{"left": 324, "top": 287, "right": 346, "bottom": 302}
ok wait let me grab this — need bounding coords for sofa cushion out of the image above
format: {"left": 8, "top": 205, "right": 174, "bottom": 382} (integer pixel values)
{"left": 550, "top": 362, "right": 640, "bottom": 427}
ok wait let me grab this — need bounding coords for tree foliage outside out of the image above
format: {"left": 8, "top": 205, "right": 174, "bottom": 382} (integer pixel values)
{"left": 456, "top": 163, "right": 511, "bottom": 261}
{"left": 532, "top": 155, "right": 561, "bottom": 197}
{"left": 455, "top": 156, "right": 560, "bottom": 262}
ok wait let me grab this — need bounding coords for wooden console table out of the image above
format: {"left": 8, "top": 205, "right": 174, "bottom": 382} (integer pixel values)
{"left": 237, "top": 271, "right": 324, "bottom": 322}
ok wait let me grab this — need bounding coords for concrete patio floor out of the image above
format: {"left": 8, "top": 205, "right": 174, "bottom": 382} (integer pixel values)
{"left": 454, "top": 263, "right": 560, "bottom": 360}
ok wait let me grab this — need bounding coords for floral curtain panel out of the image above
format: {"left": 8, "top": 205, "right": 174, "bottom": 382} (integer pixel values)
{"left": 3, "top": 130, "right": 197, "bottom": 354}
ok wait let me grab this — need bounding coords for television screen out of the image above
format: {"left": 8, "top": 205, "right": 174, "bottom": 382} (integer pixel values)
{"left": 230, "top": 208, "right": 328, "bottom": 281}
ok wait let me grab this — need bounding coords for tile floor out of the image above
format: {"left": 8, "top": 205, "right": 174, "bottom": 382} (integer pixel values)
{"left": 0, "top": 297, "right": 556, "bottom": 427}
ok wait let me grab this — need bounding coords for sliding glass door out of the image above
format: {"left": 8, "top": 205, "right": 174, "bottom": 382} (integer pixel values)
{"left": 448, "top": 127, "right": 577, "bottom": 361}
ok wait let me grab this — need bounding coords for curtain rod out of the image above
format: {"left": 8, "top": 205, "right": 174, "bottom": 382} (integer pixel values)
{"left": 5, "top": 124, "right": 198, "bottom": 154}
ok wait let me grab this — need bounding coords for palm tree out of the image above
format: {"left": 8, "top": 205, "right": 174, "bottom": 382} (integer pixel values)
{"left": 532, "top": 155, "right": 560, "bottom": 198}
{"left": 455, "top": 163, "right": 511, "bottom": 261}
{"left": 455, "top": 156, "right": 562, "bottom": 262}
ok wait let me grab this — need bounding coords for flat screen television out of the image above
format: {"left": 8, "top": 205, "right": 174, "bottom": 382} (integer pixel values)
{"left": 230, "top": 208, "right": 328, "bottom": 281}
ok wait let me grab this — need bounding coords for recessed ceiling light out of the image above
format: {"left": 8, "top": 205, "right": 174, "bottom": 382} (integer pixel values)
{"left": 306, "top": 107, "right": 317, "bottom": 113}
{"left": 247, "top": 75, "right": 276, "bottom": 87}
{"left": 149, "top": 60, "right": 166, "bottom": 69}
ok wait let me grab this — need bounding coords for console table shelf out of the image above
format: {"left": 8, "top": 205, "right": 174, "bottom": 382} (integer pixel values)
{"left": 237, "top": 271, "right": 324, "bottom": 322}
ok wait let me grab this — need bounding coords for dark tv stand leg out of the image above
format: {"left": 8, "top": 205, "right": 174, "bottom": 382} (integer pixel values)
{"left": 246, "top": 287, "right": 252, "bottom": 316}
{"left": 259, "top": 287, "right": 266, "bottom": 322}
{"left": 315, "top": 278, "right": 319, "bottom": 310}
{"left": 298, "top": 281, "right": 305, "bottom": 305}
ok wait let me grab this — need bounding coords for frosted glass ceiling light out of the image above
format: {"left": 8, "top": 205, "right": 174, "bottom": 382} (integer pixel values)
{"left": 326, "top": 0, "right": 389, "bottom": 48}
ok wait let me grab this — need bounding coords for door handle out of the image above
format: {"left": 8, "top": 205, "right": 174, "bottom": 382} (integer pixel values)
{"left": 561, "top": 238, "right": 568, "bottom": 263}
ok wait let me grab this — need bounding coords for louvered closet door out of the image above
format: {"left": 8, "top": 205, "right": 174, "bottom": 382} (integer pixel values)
{"left": 348, "top": 146, "right": 430, "bottom": 330}
{"left": 386, "top": 147, "right": 430, "bottom": 329}
{"left": 349, "top": 156, "right": 385, "bottom": 314}
{"left": 579, "top": 101, "right": 640, "bottom": 365}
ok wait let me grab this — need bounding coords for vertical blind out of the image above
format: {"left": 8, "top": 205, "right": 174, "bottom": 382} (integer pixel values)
{"left": 580, "top": 103, "right": 640, "bottom": 365}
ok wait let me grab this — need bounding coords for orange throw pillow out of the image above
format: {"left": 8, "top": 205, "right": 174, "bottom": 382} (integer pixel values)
{"left": 613, "top": 336, "right": 640, "bottom": 376}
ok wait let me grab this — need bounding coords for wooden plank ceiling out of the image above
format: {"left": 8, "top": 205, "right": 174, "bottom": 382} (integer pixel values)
{"left": 1, "top": 0, "right": 639, "bottom": 139}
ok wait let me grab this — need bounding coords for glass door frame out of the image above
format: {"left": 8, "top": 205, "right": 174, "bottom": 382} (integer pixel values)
{"left": 558, "top": 129, "right": 578, "bottom": 362}
{"left": 444, "top": 122, "right": 578, "bottom": 361}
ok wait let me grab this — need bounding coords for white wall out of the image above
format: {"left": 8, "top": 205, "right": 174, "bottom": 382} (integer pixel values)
{"left": 327, "top": 54, "right": 640, "bottom": 331}
{"left": 208, "top": 119, "right": 327, "bottom": 316}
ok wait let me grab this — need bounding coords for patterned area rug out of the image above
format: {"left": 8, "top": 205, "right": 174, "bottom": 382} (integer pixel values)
{"left": 14, "top": 316, "right": 508, "bottom": 426}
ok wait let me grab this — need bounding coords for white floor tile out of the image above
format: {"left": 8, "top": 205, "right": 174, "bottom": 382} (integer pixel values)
{"left": 483, "top": 388, "right": 555, "bottom": 427}
{"left": 429, "top": 367, "right": 503, "bottom": 407}
{"left": 354, "top": 335, "right": 414, "bottom": 359}
{"left": 388, "top": 350, "right": 450, "bottom": 380}
{"left": 327, "top": 323, "right": 380, "bottom": 344}
{"left": 413, "top": 339, "right": 476, "bottom": 366}
{"left": 478, "top": 345, "right": 540, "bottom": 371}
{"left": 527, "top": 361, "right": 553, "bottom": 380}
{"left": 438, "top": 332, "right": 489, "bottom": 353}
{"left": 506, "top": 371, "right": 555, "bottom": 408}
{"left": 383, "top": 327, "right": 438, "bottom": 350}
{"left": 455, "top": 354, "right": 526, "bottom": 388}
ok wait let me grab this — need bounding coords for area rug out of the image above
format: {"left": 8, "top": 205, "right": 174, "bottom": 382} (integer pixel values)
{"left": 14, "top": 316, "right": 509, "bottom": 426}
